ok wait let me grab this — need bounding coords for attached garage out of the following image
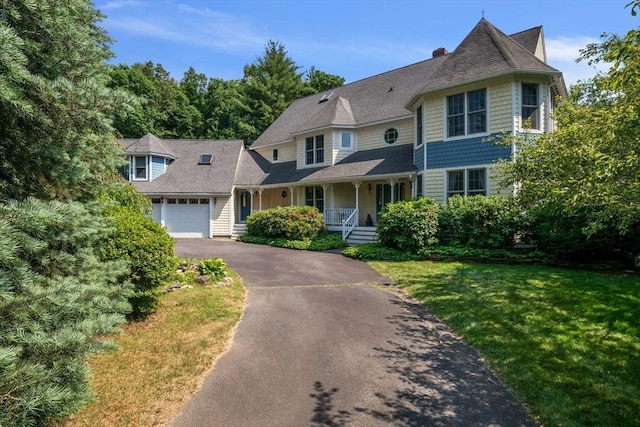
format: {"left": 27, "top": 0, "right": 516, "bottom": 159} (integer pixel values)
{"left": 162, "top": 198, "right": 210, "bottom": 238}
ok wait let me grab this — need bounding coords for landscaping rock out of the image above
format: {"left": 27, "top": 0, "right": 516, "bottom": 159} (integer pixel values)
{"left": 195, "top": 274, "right": 210, "bottom": 285}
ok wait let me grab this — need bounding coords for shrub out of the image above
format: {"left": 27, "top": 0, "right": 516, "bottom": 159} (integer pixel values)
{"left": 246, "top": 206, "right": 324, "bottom": 240}
{"left": 100, "top": 205, "right": 176, "bottom": 317}
{"left": 438, "top": 195, "right": 524, "bottom": 250}
{"left": 199, "top": 258, "right": 227, "bottom": 280}
{"left": 342, "top": 242, "right": 418, "bottom": 261}
{"left": 527, "top": 203, "right": 640, "bottom": 265}
{"left": 0, "top": 199, "right": 130, "bottom": 426}
{"left": 377, "top": 197, "right": 439, "bottom": 252}
{"left": 237, "top": 231, "right": 346, "bottom": 251}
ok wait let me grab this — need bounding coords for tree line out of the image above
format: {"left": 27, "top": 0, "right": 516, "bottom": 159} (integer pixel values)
{"left": 108, "top": 40, "right": 345, "bottom": 143}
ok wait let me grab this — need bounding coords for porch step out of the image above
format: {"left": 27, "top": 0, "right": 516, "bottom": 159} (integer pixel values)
{"left": 345, "top": 226, "right": 378, "bottom": 246}
{"left": 231, "top": 224, "right": 247, "bottom": 239}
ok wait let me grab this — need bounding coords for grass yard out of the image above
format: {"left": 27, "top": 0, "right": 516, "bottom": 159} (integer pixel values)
{"left": 369, "top": 260, "right": 640, "bottom": 427}
{"left": 64, "top": 274, "right": 246, "bottom": 427}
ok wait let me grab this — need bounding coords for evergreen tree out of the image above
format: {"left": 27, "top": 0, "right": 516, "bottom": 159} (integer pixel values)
{"left": 303, "top": 66, "right": 345, "bottom": 95}
{"left": 0, "top": 0, "right": 128, "bottom": 201}
{"left": 0, "top": 199, "right": 131, "bottom": 426}
{"left": 243, "top": 40, "right": 306, "bottom": 143}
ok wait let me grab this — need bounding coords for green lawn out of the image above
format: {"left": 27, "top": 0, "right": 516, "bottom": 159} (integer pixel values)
{"left": 369, "top": 260, "right": 640, "bottom": 427}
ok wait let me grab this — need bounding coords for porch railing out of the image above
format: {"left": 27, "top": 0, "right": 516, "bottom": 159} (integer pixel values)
{"left": 323, "top": 208, "right": 356, "bottom": 226}
{"left": 343, "top": 209, "right": 359, "bottom": 240}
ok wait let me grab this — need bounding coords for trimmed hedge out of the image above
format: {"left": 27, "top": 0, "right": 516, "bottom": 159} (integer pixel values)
{"left": 246, "top": 206, "right": 324, "bottom": 240}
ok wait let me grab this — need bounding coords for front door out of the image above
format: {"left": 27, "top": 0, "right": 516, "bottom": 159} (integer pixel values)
{"left": 376, "top": 182, "right": 405, "bottom": 220}
{"left": 239, "top": 191, "right": 252, "bottom": 222}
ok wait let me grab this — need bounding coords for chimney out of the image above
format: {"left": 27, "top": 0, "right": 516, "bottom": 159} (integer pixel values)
{"left": 432, "top": 47, "right": 448, "bottom": 58}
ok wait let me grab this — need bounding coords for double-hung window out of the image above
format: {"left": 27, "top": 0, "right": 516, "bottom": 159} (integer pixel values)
{"left": 133, "top": 156, "right": 147, "bottom": 180}
{"left": 305, "top": 186, "right": 324, "bottom": 212}
{"left": 305, "top": 135, "right": 324, "bottom": 165}
{"left": 447, "top": 168, "right": 486, "bottom": 200}
{"left": 447, "top": 89, "right": 487, "bottom": 137}
{"left": 521, "top": 83, "right": 539, "bottom": 130}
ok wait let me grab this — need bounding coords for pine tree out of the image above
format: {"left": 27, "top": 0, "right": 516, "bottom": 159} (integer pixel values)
{"left": 0, "top": 0, "right": 128, "bottom": 201}
{"left": 243, "top": 40, "right": 306, "bottom": 143}
{"left": 0, "top": 199, "right": 131, "bottom": 426}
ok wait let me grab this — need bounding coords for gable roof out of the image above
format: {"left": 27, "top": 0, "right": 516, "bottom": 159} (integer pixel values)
{"left": 251, "top": 55, "right": 448, "bottom": 148}
{"left": 121, "top": 132, "right": 177, "bottom": 159}
{"left": 411, "top": 18, "right": 561, "bottom": 100}
{"left": 122, "top": 138, "right": 244, "bottom": 195}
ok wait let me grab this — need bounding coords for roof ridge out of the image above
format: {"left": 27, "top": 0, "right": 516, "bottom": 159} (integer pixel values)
{"left": 480, "top": 18, "right": 517, "bottom": 68}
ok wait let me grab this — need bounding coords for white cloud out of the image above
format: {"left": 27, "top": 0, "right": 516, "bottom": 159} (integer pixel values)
{"left": 103, "top": 3, "right": 265, "bottom": 53}
{"left": 100, "top": 0, "right": 142, "bottom": 10}
{"left": 546, "top": 36, "right": 610, "bottom": 87}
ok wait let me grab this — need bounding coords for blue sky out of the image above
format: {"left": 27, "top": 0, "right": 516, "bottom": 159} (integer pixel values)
{"left": 95, "top": 0, "right": 638, "bottom": 88}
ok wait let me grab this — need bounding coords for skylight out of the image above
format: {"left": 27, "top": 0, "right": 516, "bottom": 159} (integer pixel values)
{"left": 318, "top": 91, "right": 333, "bottom": 103}
{"left": 198, "top": 154, "right": 213, "bottom": 165}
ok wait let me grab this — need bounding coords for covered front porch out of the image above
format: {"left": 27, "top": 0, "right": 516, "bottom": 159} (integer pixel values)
{"left": 235, "top": 175, "right": 415, "bottom": 240}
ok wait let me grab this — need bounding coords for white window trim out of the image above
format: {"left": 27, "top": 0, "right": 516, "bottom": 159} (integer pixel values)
{"left": 521, "top": 82, "right": 543, "bottom": 133}
{"left": 304, "top": 134, "right": 326, "bottom": 167}
{"left": 382, "top": 127, "right": 399, "bottom": 145}
{"left": 132, "top": 155, "right": 148, "bottom": 181}
{"left": 339, "top": 131, "right": 355, "bottom": 151}
{"left": 443, "top": 88, "right": 491, "bottom": 141}
{"left": 443, "top": 167, "right": 488, "bottom": 201}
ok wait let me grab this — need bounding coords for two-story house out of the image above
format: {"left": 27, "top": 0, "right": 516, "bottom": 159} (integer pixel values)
{"left": 122, "top": 18, "right": 566, "bottom": 240}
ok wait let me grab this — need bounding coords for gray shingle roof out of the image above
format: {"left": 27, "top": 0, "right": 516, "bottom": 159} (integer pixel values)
{"left": 413, "top": 18, "right": 561, "bottom": 97}
{"left": 236, "top": 144, "right": 415, "bottom": 187}
{"left": 509, "top": 26, "right": 544, "bottom": 59}
{"left": 121, "top": 132, "right": 177, "bottom": 159}
{"left": 125, "top": 139, "right": 244, "bottom": 195}
{"left": 251, "top": 56, "right": 447, "bottom": 148}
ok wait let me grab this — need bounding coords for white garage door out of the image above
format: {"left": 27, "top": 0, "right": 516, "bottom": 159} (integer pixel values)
{"left": 165, "top": 198, "right": 210, "bottom": 238}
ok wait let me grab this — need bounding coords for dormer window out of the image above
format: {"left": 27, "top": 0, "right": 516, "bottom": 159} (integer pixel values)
{"left": 318, "top": 91, "right": 333, "bottom": 103}
{"left": 198, "top": 154, "right": 213, "bottom": 165}
{"left": 133, "top": 156, "right": 147, "bottom": 180}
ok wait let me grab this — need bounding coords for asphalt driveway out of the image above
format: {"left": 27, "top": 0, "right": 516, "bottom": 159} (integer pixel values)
{"left": 172, "top": 239, "right": 536, "bottom": 427}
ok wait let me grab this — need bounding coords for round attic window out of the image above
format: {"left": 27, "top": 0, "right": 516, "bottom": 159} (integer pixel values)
{"left": 384, "top": 128, "right": 399, "bottom": 144}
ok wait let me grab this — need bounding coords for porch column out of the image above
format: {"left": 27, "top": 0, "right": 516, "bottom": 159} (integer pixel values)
{"left": 387, "top": 178, "right": 398, "bottom": 202}
{"left": 329, "top": 183, "right": 335, "bottom": 210}
{"left": 249, "top": 189, "right": 256, "bottom": 214}
{"left": 321, "top": 184, "right": 329, "bottom": 216}
{"left": 289, "top": 186, "right": 294, "bottom": 206}
{"left": 258, "top": 188, "right": 264, "bottom": 211}
{"left": 352, "top": 180, "right": 362, "bottom": 225}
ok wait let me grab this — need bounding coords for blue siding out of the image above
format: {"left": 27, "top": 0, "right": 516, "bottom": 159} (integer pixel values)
{"left": 151, "top": 156, "right": 165, "bottom": 180}
{"left": 426, "top": 134, "right": 510, "bottom": 169}
{"left": 414, "top": 144, "right": 425, "bottom": 170}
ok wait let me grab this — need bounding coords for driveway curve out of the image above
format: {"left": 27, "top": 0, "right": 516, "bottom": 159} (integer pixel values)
{"left": 172, "top": 239, "right": 536, "bottom": 427}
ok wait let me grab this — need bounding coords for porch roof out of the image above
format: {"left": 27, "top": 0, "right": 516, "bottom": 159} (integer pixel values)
{"left": 236, "top": 143, "right": 416, "bottom": 187}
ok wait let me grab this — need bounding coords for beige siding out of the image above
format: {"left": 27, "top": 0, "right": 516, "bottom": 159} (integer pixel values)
{"left": 333, "top": 130, "right": 357, "bottom": 163}
{"left": 425, "top": 169, "right": 445, "bottom": 203}
{"left": 356, "top": 118, "right": 414, "bottom": 151}
{"left": 425, "top": 77, "right": 516, "bottom": 142}
{"left": 254, "top": 142, "right": 296, "bottom": 163}
{"left": 211, "top": 196, "right": 230, "bottom": 236}
{"left": 490, "top": 82, "right": 513, "bottom": 132}
{"left": 425, "top": 98, "right": 443, "bottom": 142}
{"left": 488, "top": 163, "right": 513, "bottom": 197}
{"left": 425, "top": 163, "right": 512, "bottom": 204}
